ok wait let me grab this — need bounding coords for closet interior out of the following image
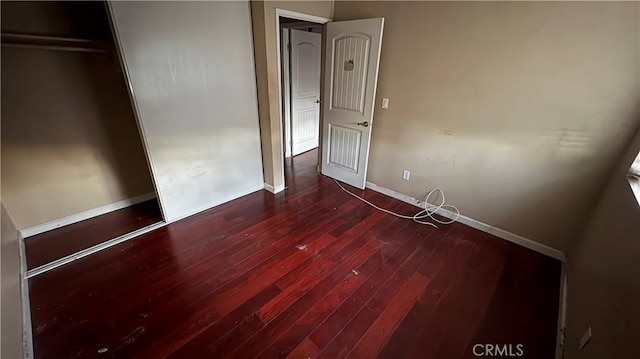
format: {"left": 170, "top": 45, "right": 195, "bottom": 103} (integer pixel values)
{"left": 1, "top": 1, "right": 163, "bottom": 272}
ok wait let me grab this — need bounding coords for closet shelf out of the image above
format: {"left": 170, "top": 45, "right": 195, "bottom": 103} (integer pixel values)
{"left": 1, "top": 32, "right": 115, "bottom": 53}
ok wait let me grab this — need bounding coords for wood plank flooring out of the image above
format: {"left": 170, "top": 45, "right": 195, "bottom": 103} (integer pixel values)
{"left": 28, "top": 149, "right": 561, "bottom": 358}
{"left": 25, "top": 199, "right": 162, "bottom": 269}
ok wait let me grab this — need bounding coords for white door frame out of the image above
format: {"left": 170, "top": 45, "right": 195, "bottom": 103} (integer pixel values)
{"left": 275, "top": 9, "right": 330, "bottom": 188}
{"left": 281, "top": 27, "right": 292, "bottom": 158}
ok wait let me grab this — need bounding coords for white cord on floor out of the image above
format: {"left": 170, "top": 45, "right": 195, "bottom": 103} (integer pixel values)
{"left": 333, "top": 179, "right": 460, "bottom": 228}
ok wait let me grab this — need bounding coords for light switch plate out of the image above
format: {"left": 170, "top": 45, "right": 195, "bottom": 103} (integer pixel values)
{"left": 402, "top": 170, "right": 410, "bottom": 180}
{"left": 382, "top": 98, "right": 389, "bottom": 109}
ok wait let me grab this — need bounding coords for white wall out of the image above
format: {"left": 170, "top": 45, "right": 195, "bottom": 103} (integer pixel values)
{"left": 109, "top": 1, "right": 264, "bottom": 222}
{"left": 1, "top": 203, "right": 25, "bottom": 359}
{"left": 565, "top": 126, "right": 640, "bottom": 358}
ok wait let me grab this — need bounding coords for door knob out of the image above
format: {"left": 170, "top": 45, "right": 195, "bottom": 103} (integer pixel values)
{"left": 356, "top": 121, "right": 369, "bottom": 127}
{"left": 314, "top": 99, "right": 321, "bottom": 104}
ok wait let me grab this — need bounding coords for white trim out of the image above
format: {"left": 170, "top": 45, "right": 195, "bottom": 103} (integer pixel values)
{"left": 556, "top": 260, "right": 568, "bottom": 359}
{"left": 276, "top": 9, "right": 331, "bottom": 25}
{"left": 18, "top": 231, "right": 34, "bottom": 358}
{"left": 365, "top": 181, "right": 566, "bottom": 261}
{"left": 282, "top": 27, "right": 292, "bottom": 159}
{"left": 275, "top": 8, "right": 331, "bottom": 191}
{"left": 26, "top": 221, "right": 165, "bottom": 278}
{"left": 19, "top": 193, "right": 156, "bottom": 238}
{"left": 264, "top": 182, "right": 285, "bottom": 194}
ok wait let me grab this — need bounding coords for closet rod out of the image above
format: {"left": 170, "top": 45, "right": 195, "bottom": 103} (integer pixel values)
{"left": 1, "top": 32, "right": 114, "bottom": 53}
{"left": 1, "top": 42, "right": 112, "bottom": 53}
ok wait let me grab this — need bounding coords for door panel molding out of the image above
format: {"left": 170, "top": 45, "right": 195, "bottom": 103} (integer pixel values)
{"left": 329, "top": 34, "right": 371, "bottom": 114}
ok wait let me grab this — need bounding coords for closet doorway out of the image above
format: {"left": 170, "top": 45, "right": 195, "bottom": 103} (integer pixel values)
{"left": 1, "top": 1, "right": 164, "bottom": 276}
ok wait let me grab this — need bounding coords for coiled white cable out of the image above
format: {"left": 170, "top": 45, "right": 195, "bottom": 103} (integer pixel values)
{"left": 333, "top": 179, "right": 460, "bottom": 228}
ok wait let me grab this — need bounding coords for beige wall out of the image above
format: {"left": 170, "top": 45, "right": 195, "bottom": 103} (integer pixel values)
{"left": 109, "top": 1, "right": 265, "bottom": 222}
{"left": 334, "top": 1, "right": 640, "bottom": 251}
{"left": 252, "top": 1, "right": 333, "bottom": 189}
{"left": 565, "top": 126, "right": 640, "bottom": 358}
{"left": 1, "top": 203, "right": 25, "bottom": 359}
{"left": 1, "top": 3, "right": 154, "bottom": 230}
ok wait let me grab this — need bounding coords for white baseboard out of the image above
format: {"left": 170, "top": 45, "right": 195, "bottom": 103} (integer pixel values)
{"left": 365, "top": 181, "right": 566, "bottom": 261}
{"left": 19, "top": 192, "right": 157, "bottom": 238}
{"left": 264, "top": 182, "right": 285, "bottom": 194}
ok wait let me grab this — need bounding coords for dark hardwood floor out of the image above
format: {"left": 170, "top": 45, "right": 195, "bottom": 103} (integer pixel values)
{"left": 29, "top": 149, "right": 561, "bottom": 358}
{"left": 25, "top": 199, "right": 162, "bottom": 269}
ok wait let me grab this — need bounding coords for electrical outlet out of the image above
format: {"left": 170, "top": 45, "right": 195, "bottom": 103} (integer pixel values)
{"left": 580, "top": 326, "right": 592, "bottom": 350}
{"left": 402, "top": 170, "right": 410, "bottom": 180}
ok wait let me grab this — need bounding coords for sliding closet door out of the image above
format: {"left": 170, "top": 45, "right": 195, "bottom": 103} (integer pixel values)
{"left": 109, "top": 1, "right": 264, "bottom": 222}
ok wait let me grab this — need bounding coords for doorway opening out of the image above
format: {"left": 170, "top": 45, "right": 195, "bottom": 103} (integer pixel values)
{"left": 279, "top": 15, "right": 325, "bottom": 188}
{"left": 273, "top": 11, "right": 384, "bottom": 192}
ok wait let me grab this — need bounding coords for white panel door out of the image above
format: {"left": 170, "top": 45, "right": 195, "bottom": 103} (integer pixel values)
{"left": 290, "top": 29, "right": 321, "bottom": 156}
{"left": 321, "top": 18, "right": 384, "bottom": 189}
